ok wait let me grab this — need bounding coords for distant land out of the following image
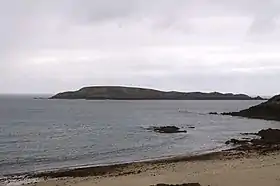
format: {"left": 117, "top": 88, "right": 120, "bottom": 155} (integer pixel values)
{"left": 50, "top": 86, "right": 264, "bottom": 100}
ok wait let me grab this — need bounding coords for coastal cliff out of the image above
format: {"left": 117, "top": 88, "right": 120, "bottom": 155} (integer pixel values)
{"left": 223, "top": 94, "right": 280, "bottom": 121}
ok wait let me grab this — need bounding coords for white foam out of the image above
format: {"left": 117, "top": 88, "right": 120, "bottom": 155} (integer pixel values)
{"left": 0, "top": 176, "right": 42, "bottom": 186}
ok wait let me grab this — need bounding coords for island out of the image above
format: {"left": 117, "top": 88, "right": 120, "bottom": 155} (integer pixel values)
{"left": 223, "top": 94, "right": 280, "bottom": 121}
{"left": 50, "top": 86, "right": 264, "bottom": 100}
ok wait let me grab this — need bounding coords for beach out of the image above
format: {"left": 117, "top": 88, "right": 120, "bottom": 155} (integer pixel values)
{"left": 1, "top": 98, "right": 280, "bottom": 186}
{"left": 26, "top": 151, "right": 280, "bottom": 186}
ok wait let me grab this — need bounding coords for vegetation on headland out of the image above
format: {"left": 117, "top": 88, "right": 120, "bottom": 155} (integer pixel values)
{"left": 50, "top": 86, "right": 264, "bottom": 100}
{"left": 222, "top": 94, "right": 280, "bottom": 121}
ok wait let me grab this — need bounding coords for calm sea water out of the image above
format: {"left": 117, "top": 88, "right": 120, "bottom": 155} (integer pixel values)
{"left": 1, "top": 96, "right": 280, "bottom": 176}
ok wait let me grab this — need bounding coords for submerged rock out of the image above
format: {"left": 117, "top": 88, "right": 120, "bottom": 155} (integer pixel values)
{"left": 240, "top": 132, "right": 257, "bottom": 136}
{"left": 225, "top": 128, "right": 280, "bottom": 153}
{"left": 149, "top": 126, "right": 187, "bottom": 133}
{"left": 225, "top": 138, "right": 250, "bottom": 145}
{"left": 188, "top": 126, "right": 195, "bottom": 129}
{"left": 209, "top": 112, "right": 218, "bottom": 115}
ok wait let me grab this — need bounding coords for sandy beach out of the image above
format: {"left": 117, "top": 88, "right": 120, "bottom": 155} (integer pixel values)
{"left": 24, "top": 151, "right": 280, "bottom": 186}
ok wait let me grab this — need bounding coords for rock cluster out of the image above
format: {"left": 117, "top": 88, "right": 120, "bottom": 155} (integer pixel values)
{"left": 225, "top": 128, "right": 280, "bottom": 154}
{"left": 148, "top": 126, "right": 187, "bottom": 133}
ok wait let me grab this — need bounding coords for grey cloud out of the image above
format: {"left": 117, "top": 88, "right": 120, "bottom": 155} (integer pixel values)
{"left": 1, "top": 0, "right": 280, "bottom": 95}
{"left": 248, "top": 0, "right": 280, "bottom": 34}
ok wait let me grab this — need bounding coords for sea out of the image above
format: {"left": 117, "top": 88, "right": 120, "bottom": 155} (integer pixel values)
{"left": 1, "top": 96, "right": 280, "bottom": 181}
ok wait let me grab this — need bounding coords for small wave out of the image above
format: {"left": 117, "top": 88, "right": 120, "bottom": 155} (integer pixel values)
{"left": 178, "top": 110, "right": 208, "bottom": 116}
{"left": 0, "top": 176, "right": 42, "bottom": 186}
{"left": 178, "top": 109, "right": 193, "bottom": 114}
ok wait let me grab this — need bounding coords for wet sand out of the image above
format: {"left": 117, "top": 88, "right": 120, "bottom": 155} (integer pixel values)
{"left": 23, "top": 150, "right": 280, "bottom": 186}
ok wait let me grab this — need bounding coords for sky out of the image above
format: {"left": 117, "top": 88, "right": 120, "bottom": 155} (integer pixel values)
{"left": 1, "top": 0, "right": 280, "bottom": 96}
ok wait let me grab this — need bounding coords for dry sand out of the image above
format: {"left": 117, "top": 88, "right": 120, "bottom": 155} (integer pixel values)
{"left": 27, "top": 152, "right": 280, "bottom": 186}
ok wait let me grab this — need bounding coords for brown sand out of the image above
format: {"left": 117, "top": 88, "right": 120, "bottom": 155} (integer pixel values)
{"left": 27, "top": 152, "right": 280, "bottom": 186}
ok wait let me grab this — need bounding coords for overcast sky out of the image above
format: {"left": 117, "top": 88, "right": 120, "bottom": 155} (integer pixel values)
{"left": 1, "top": 0, "right": 280, "bottom": 95}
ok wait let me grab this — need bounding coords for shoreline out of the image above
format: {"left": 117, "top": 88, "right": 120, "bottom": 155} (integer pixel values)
{"left": 18, "top": 148, "right": 280, "bottom": 186}
{"left": 3, "top": 128, "right": 280, "bottom": 186}
{"left": 4, "top": 138, "right": 279, "bottom": 180}
{"left": 2, "top": 145, "right": 231, "bottom": 178}
{"left": 2, "top": 146, "right": 249, "bottom": 180}
{"left": 0, "top": 150, "right": 231, "bottom": 186}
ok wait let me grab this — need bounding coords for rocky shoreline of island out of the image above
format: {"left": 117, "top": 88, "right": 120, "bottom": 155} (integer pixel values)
{"left": 50, "top": 86, "right": 265, "bottom": 100}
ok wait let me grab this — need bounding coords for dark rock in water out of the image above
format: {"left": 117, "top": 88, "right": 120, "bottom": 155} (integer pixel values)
{"left": 225, "top": 138, "right": 250, "bottom": 145}
{"left": 227, "top": 128, "right": 280, "bottom": 145}
{"left": 257, "top": 128, "right": 280, "bottom": 142}
{"left": 240, "top": 132, "right": 257, "bottom": 136}
{"left": 150, "top": 126, "right": 187, "bottom": 133}
{"left": 222, "top": 94, "right": 280, "bottom": 121}
{"left": 209, "top": 112, "right": 218, "bottom": 115}
{"left": 220, "top": 112, "right": 229, "bottom": 116}
{"left": 225, "top": 128, "right": 280, "bottom": 153}
{"left": 242, "top": 137, "right": 252, "bottom": 140}
{"left": 152, "top": 183, "right": 201, "bottom": 186}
